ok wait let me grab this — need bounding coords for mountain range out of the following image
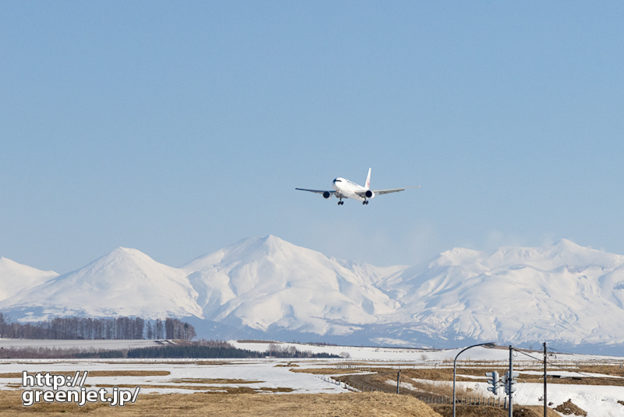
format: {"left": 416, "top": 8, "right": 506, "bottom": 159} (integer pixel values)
{"left": 2, "top": 236, "right": 623, "bottom": 353}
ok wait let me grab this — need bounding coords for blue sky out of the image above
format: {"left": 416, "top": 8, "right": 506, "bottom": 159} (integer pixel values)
{"left": 2, "top": 1, "right": 624, "bottom": 272}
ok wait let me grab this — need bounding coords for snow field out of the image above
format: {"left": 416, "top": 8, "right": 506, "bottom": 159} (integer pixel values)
{"left": 0, "top": 358, "right": 349, "bottom": 395}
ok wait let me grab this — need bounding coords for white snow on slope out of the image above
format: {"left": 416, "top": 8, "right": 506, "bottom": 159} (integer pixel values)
{"left": 0, "top": 257, "right": 58, "bottom": 301}
{"left": 0, "top": 358, "right": 349, "bottom": 395}
{"left": 184, "top": 235, "right": 400, "bottom": 334}
{"left": 3, "top": 236, "right": 624, "bottom": 349}
{"left": 1, "top": 248, "right": 203, "bottom": 320}
{"left": 230, "top": 340, "right": 624, "bottom": 363}
{"left": 445, "top": 378, "right": 624, "bottom": 417}
{"left": 1, "top": 350, "right": 622, "bottom": 415}
{"left": 378, "top": 238, "right": 624, "bottom": 346}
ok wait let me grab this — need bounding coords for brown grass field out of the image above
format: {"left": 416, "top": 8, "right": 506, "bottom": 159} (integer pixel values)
{"left": 2, "top": 361, "right": 621, "bottom": 415}
{"left": 0, "top": 371, "right": 171, "bottom": 379}
{"left": 0, "top": 390, "right": 444, "bottom": 417}
{"left": 303, "top": 365, "right": 624, "bottom": 387}
{"left": 431, "top": 405, "right": 561, "bottom": 417}
{"left": 0, "top": 389, "right": 568, "bottom": 416}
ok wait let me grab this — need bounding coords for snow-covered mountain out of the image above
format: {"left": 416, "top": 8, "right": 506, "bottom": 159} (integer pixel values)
{"left": 377, "top": 239, "right": 624, "bottom": 347}
{"left": 1, "top": 247, "right": 202, "bottom": 320}
{"left": 0, "top": 257, "right": 58, "bottom": 300}
{"left": 184, "top": 235, "right": 401, "bottom": 335}
{"left": 2, "top": 236, "right": 624, "bottom": 351}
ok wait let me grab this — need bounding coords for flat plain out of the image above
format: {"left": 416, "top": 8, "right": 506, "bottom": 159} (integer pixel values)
{"left": 1, "top": 341, "right": 623, "bottom": 416}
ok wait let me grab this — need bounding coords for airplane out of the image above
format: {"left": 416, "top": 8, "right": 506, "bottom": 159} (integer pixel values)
{"left": 295, "top": 168, "right": 411, "bottom": 205}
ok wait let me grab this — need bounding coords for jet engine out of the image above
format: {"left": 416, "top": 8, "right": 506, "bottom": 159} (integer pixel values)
{"left": 365, "top": 190, "right": 374, "bottom": 198}
{"left": 322, "top": 191, "right": 331, "bottom": 199}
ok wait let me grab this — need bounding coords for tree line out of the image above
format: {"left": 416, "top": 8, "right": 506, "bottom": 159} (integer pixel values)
{"left": 126, "top": 342, "right": 339, "bottom": 359}
{"left": 0, "top": 340, "right": 341, "bottom": 359}
{"left": 0, "top": 314, "right": 195, "bottom": 340}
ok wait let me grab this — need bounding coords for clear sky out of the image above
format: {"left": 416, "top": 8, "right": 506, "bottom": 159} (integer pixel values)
{"left": 2, "top": 1, "right": 624, "bottom": 273}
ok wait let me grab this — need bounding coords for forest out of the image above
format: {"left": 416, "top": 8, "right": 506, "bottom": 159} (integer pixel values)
{"left": 0, "top": 314, "right": 195, "bottom": 340}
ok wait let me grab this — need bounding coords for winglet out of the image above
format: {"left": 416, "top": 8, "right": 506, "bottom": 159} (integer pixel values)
{"left": 365, "top": 168, "right": 372, "bottom": 189}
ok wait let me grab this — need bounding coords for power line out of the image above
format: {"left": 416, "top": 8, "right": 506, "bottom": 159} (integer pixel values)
{"left": 513, "top": 349, "right": 543, "bottom": 362}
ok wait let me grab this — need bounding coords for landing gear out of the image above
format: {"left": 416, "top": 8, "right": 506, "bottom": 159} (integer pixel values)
{"left": 362, "top": 200, "right": 369, "bottom": 205}
{"left": 337, "top": 200, "right": 344, "bottom": 205}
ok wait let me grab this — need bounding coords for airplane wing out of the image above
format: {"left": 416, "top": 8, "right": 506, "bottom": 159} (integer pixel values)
{"left": 295, "top": 188, "right": 335, "bottom": 195}
{"left": 372, "top": 185, "right": 421, "bottom": 195}
{"left": 371, "top": 188, "right": 405, "bottom": 195}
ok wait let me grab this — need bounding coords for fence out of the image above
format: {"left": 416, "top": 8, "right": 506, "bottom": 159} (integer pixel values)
{"left": 329, "top": 374, "right": 507, "bottom": 409}
{"left": 421, "top": 396, "right": 505, "bottom": 407}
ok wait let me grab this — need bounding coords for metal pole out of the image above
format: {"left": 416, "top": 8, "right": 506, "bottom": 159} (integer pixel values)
{"left": 453, "top": 357, "right": 457, "bottom": 417}
{"left": 396, "top": 369, "right": 401, "bottom": 394}
{"left": 508, "top": 345, "right": 513, "bottom": 417}
{"left": 452, "top": 342, "right": 495, "bottom": 417}
{"left": 544, "top": 342, "right": 547, "bottom": 417}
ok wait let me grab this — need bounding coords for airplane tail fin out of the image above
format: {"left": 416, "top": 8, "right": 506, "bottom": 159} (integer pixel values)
{"left": 365, "top": 168, "right": 372, "bottom": 189}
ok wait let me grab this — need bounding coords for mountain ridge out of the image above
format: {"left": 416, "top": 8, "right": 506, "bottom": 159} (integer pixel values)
{"left": 0, "top": 257, "right": 59, "bottom": 301}
{"left": 1, "top": 236, "right": 623, "bottom": 351}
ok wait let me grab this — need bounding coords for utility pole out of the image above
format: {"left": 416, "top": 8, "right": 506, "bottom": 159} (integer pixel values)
{"left": 544, "top": 342, "right": 547, "bottom": 417}
{"left": 508, "top": 345, "right": 513, "bottom": 417}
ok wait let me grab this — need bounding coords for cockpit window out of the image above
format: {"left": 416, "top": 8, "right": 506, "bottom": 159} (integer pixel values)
{"left": 333, "top": 178, "right": 342, "bottom": 183}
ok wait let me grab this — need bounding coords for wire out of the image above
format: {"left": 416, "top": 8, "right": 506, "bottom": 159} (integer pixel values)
{"left": 513, "top": 349, "right": 543, "bottom": 362}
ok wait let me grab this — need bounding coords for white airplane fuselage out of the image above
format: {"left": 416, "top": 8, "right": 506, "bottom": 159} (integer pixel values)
{"left": 332, "top": 177, "right": 372, "bottom": 202}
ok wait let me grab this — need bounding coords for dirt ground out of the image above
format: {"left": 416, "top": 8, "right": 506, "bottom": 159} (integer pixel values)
{"left": 325, "top": 365, "right": 624, "bottom": 387}
{"left": 0, "top": 390, "right": 444, "bottom": 417}
{"left": 432, "top": 405, "right": 561, "bottom": 417}
{"left": 554, "top": 399, "right": 587, "bottom": 416}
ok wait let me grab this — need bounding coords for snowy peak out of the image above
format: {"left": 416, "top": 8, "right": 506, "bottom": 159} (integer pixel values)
{"left": 554, "top": 237, "right": 582, "bottom": 249}
{"left": 3, "top": 237, "right": 624, "bottom": 349}
{"left": 0, "top": 256, "right": 58, "bottom": 276}
{"left": 485, "top": 239, "right": 622, "bottom": 270}
{"left": 255, "top": 234, "right": 294, "bottom": 251}
{"left": 426, "top": 239, "right": 622, "bottom": 272}
{"left": 76, "top": 246, "right": 177, "bottom": 280}
{"left": 0, "top": 257, "right": 58, "bottom": 301}
{"left": 184, "top": 235, "right": 303, "bottom": 271}
{"left": 2, "top": 247, "right": 203, "bottom": 320}
{"left": 184, "top": 234, "right": 399, "bottom": 334}
{"left": 385, "top": 238, "right": 624, "bottom": 346}
{"left": 108, "top": 246, "right": 151, "bottom": 258}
